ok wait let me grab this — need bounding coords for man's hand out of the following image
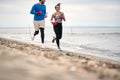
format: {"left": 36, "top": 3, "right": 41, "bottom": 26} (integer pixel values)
{"left": 36, "top": 11, "right": 42, "bottom": 15}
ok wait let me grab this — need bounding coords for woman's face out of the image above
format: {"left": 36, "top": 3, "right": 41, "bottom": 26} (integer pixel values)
{"left": 55, "top": 6, "right": 60, "bottom": 11}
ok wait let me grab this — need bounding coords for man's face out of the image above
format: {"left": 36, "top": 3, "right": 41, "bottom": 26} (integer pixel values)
{"left": 41, "top": 0, "right": 46, "bottom": 4}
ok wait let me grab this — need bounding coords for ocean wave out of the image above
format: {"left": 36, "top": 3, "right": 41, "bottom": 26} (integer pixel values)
{"left": 65, "top": 32, "right": 120, "bottom": 36}
{"left": 98, "top": 32, "right": 120, "bottom": 35}
{"left": 78, "top": 45, "right": 111, "bottom": 52}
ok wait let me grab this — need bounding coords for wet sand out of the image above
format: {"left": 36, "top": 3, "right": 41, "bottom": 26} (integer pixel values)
{"left": 0, "top": 37, "right": 120, "bottom": 80}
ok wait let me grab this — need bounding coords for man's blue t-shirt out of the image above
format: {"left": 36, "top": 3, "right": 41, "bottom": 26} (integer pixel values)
{"left": 30, "top": 3, "right": 46, "bottom": 21}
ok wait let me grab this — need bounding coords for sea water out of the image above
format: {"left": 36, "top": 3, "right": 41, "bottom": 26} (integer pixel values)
{"left": 0, "top": 27, "right": 120, "bottom": 62}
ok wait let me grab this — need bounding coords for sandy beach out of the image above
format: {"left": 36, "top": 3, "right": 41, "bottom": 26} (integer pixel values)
{"left": 0, "top": 37, "right": 120, "bottom": 80}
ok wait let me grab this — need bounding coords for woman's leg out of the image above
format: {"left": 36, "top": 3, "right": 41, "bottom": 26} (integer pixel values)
{"left": 56, "top": 38, "right": 60, "bottom": 49}
{"left": 54, "top": 26, "right": 60, "bottom": 49}
{"left": 58, "top": 23, "right": 62, "bottom": 39}
{"left": 57, "top": 23, "right": 62, "bottom": 49}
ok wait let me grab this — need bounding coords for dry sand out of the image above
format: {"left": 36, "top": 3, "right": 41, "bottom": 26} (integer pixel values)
{"left": 0, "top": 37, "right": 120, "bottom": 80}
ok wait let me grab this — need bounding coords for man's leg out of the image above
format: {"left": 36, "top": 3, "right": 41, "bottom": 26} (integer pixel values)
{"left": 40, "top": 28, "right": 44, "bottom": 43}
{"left": 34, "top": 31, "right": 39, "bottom": 36}
{"left": 32, "top": 21, "right": 39, "bottom": 41}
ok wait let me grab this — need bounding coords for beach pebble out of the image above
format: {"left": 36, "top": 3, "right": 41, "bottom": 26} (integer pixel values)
{"left": 80, "top": 59, "right": 87, "bottom": 63}
{"left": 58, "top": 57, "right": 66, "bottom": 64}
{"left": 70, "top": 66, "right": 77, "bottom": 72}
{"left": 66, "top": 52, "right": 71, "bottom": 56}
{"left": 94, "top": 65, "right": 98, "bottom": 68}
{"left": 26, "top": 47, "right": 31, "bottom": 51}
{"left": 102, "top": 63, "right": 106, "bottom": 67}
{"left": 99, "top": 68, "right": 119, "bottom": 79}
{"left": 87, "top": 61, "right": 98, "bottom": 67}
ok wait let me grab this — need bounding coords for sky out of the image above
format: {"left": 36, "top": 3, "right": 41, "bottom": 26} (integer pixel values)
{"left": 0, "top": 0, "right": 120, "bottom": 27}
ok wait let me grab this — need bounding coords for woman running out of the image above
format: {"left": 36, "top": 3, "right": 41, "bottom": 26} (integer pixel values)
{"left": 51, "top": 3, "right": 66, "bottom": 50}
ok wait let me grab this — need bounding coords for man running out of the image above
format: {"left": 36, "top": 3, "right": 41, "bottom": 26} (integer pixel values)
{"left": 30, "top": 0, "right": 47, "bottom": 48}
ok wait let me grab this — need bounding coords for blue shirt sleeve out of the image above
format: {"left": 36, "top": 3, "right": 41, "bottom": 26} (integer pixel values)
{"left": 44, "top": 6, "right": 46, "bottom": 15}
{"left": 30, "top": 4, "right": 36, "bottom": 15}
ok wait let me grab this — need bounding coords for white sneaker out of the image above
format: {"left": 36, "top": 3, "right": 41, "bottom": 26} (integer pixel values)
{"left": 58, "top": 48, "right": 62, "bottom": 51}
{"left": 41, "top": 44, "right": 45, "bottom": 48}
{"left": 31, "top": 35, "right": 35, "bottom": 41}
{"left": 52, "top": 36, "right": 56, "bottom": 43}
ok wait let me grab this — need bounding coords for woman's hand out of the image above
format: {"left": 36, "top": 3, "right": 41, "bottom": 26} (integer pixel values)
{"left": 51, "top": 21, "right": 57, "bottom": 26}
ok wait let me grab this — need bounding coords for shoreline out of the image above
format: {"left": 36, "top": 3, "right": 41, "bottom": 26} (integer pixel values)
{"left": 0, "top": 37, "right": 120, "bottom": 80}
{"left": 1, "top": 37, "right": 120, "bottom": 64}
